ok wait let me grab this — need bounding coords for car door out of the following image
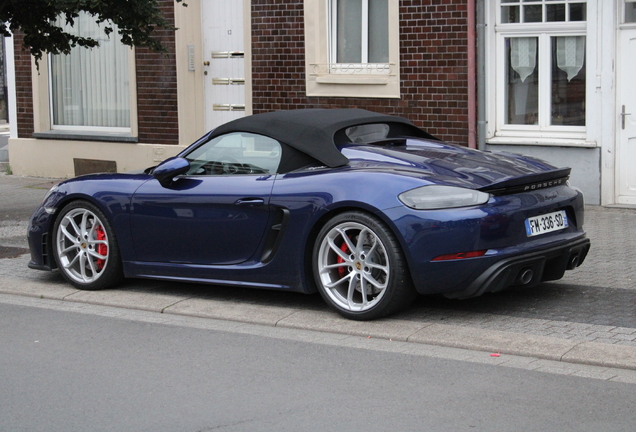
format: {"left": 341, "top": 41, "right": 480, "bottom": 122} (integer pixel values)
{"left": 130, "top": 132, "right": 282, "bottom": 265}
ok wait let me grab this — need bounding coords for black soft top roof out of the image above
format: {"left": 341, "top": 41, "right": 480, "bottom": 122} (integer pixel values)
{"left": 208, "top": 109, "right": 436, "bottom": 168}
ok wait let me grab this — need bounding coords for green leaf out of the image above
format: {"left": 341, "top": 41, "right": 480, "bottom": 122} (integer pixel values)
{"left": 1, "top": 0, "right": 187, "bottom": 65}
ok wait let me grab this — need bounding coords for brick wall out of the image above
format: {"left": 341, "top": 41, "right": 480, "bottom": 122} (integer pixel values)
{"left": 13, "top": 0, "right": 179, "bottom": 145}
{"left": 13, "top": 32, "right": 34, "bottom": 138}
{"left": 135, "top": 0, "right": 179, "bottom": 145}
{"left": 251, "top": 0, "right": 470, "bottom": 146}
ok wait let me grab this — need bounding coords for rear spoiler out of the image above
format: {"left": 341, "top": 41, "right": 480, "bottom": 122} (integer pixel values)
{"left": 478, "top": 167, "right": 571, "bottom": 196}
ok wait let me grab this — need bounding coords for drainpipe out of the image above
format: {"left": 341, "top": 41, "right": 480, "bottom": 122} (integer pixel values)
{"left": 467, "top": 0, "right": 477, "bottom": 149}
{"left": 476, "top": 0, "right": 487, "bottom": 151}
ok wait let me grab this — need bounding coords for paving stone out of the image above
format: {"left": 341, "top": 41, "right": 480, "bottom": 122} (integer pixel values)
{"left": 547, "top": 326, "right": 579, "bottom": 334}
{"left": 615, "top": 340, "right": 636, "bottom": 347}
{"left": 565, "top": 329, "right": 595, "bottom": 337}
{"left": 610, "top": 327, "right": 636, "bottom": 335}
{"left": 611, "top": 333, "right": 636, "bottom": 342}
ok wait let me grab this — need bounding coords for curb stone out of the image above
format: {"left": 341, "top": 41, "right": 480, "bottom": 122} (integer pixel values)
{"left": 1, "top": 275, "right": 635, "bottom": 371}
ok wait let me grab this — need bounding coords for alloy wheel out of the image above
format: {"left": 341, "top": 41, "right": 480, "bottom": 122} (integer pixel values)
{"left": 55, "top": 207, "right": 110, "bottom": 284}
{"left": 316, "top": 221, "right": 390, "bottom": 312}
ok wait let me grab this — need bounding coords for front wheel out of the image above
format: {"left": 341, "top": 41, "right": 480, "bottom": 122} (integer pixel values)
{"left": 52, "top": 201, "right": 123, "bottom": 290}
{"left": 312, "top": 212, "right": 416, "bottom": 320}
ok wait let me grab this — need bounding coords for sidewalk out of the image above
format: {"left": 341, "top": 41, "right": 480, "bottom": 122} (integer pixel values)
{"left": 1, "top": 173, "right": 635, "bottom": 373}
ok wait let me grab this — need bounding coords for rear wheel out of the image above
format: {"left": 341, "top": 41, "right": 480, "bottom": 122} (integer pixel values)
{"left": 313, "top": 211, "right": 416, "bottom": 320}
{"left": 52, "top": 201, "right": 123, "bottom": 290}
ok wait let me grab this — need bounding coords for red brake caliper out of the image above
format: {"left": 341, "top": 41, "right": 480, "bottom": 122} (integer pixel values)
{"left": 96, "top": 225, "right": 107, "bottom": 270}
{"left": 337, "top": 241, "right": 349, "bottom": 278}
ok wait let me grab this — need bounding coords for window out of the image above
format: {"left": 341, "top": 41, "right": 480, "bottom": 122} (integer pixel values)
{"left": 345, "top": 123, "right": 390, "bottom": 143}
{"left": 329, "top": 0, "right": 389, "bottom": 71}
{"left": 625, "top": 0, "right": 636, "bottom": 23}
{"left": 49, "top": 13, "right": 132, "bottom": 132}
{"left": 500, "top": 0, "right": 587, "bottom": 23}
{"left": 505, "top": 35, "right": 586, "bottom": 126}
{"left": 185, "top": 133, "right": 282, "bottom": 176}
{"left": 491, "top": 0, "right": 588, "bottom": 143}
{"left": 304, "top": 0, "right": 400, "bottom": 98}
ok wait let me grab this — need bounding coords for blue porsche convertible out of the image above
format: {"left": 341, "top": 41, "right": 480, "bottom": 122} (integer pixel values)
{"left": 28, "top": 109, "right": 590, "bottom": 320}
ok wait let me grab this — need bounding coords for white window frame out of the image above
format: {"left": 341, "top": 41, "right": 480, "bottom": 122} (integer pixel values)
{"left": 328, "top": 0, "right": 389, "bottom": 72}
{"left": 486, "top": 0, "right": 598, "bottom": 147}
{"left": 47, "top": 50, "right": 134, "bottom": 135}
{"left": 31, "top": 30, "right": 138, "bottom": 140}
{"left": 304, "top": 0, "right": 400, "bottom": 98}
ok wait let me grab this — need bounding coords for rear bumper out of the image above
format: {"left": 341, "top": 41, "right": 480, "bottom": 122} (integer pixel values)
{"left": 441, "top": 237, "right": 590, "bottom": 299}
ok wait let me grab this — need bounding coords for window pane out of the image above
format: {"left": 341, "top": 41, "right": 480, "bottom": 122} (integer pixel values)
{"left": 546, "top": 4, "right": 565, "bottom": 21}
{"left": 50, "top": 13, "right": 130, "bottom": 128}
{"left": 368, "top": 0, "right": 388, "bottom": 63}
{"left": 337, "top": 0, "right": 362, "bottom": 63}
{"left": 506, "top": 37, "right": 539, "bottom": 125}
{"left": 502, "top": 5, "right": 521, "bottom": 23}
{"left": 551, "top": 36, "right": 586, "bottom": 126}
{"left": 523, "top": 5, "right": 543, "bottom": 22}
{"left": 626, "top": 3, "right": 636, "bottom": 23}
{"left": 186, "top": 133, "right": 282, "bottom": 175}
{"left": 569, "top": 3, "right": 586, "bottom": 21}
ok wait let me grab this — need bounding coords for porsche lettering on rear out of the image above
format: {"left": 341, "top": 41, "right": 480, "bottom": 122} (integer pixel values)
{"left": 523, "top": 178, "right": 566, "bottom": 191}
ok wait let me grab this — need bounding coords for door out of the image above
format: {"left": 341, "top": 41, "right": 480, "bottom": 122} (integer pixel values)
{"left": 130, "top": 132, "right": 284, "bottom": 265}
{"left": 617, "top": 4, "right": 636, "bottom": 205}
{"left": 130, "top": 175, "right": 274, "bottom": 265}
{"left": 201, "top": 0, "right": 247, "bottom": 130}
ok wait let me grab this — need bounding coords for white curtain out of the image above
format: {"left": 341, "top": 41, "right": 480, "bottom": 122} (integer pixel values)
{"left": 368, "top": 0, "right": 388, "bottom": 63}
{"left": 510, "top": 37, "right": 537, "bottom": 83}
{"left": 556, "top": 36, "right": 585, "bottom": 81}
{"left": 336, "top": 0, "right": 363, "bottom": 63}
{"left": 50, "top": 13, "right": 130, "bottom": 128}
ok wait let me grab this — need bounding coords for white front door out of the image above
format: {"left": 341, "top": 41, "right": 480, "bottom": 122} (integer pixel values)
{"left": 201, "top": 0, "right": 248, "bottom": 131}
{"left": 617, "top": 8, "right": 636, "bottom": 204}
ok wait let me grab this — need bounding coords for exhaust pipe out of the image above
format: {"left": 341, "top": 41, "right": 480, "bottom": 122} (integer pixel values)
{"left": 517, "top": 268, "right": 534, "bottom": 285}
{"left": 567, "top": 254, "right": 579, "bottom": 270}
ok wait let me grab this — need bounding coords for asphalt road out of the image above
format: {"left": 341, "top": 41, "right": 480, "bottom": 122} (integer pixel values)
{"left": 2, "top": 298, "right": 635, "bottom": 432}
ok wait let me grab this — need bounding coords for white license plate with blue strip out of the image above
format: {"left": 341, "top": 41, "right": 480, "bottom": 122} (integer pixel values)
{"left": 525, "top": 210, "right": 568, "bottom": 237}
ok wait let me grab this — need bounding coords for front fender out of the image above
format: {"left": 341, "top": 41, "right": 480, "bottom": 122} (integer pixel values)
{"left": 38, "top": 174, "right": 150, "bottom": 264}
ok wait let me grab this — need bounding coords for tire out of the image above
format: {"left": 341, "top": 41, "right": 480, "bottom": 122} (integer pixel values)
{"left": 312, "top": 211, "right": 417, "bottom": 320}
{"left": 52, "top": 200, "right": 124, "bottom": 290}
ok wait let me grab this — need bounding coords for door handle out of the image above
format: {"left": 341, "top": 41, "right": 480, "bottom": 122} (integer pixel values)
{"left": 621, "top": 105, "right": 632, "bottom": 130}
{"left": 234, "top": 198, "right": 264, "bottom": 206}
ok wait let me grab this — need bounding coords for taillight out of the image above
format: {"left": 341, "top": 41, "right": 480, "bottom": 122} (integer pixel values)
{"left": 432, "top": 250, "right": 487, "bottom": 261}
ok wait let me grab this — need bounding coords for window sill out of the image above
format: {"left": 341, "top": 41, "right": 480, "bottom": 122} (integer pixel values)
{"left": 33, "top": 130, "right": 138, "bottom": 143}
{"left": 306, "top": 73, "right": 400, "bottom": 98}
{"left": 487, "top": 136, "right": 597, "bottom": 148}
{"left": 315, "top": 75, "right": 389, "bottom": 85}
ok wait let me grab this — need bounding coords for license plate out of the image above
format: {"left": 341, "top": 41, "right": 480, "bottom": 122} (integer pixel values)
{"left": 525, "top": 210, "right": 569, "bottom": 237}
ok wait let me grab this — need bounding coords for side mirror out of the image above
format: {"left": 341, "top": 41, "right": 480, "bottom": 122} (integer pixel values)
{"left": 153, "top": 157, "right": 190, "bottom": 187}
